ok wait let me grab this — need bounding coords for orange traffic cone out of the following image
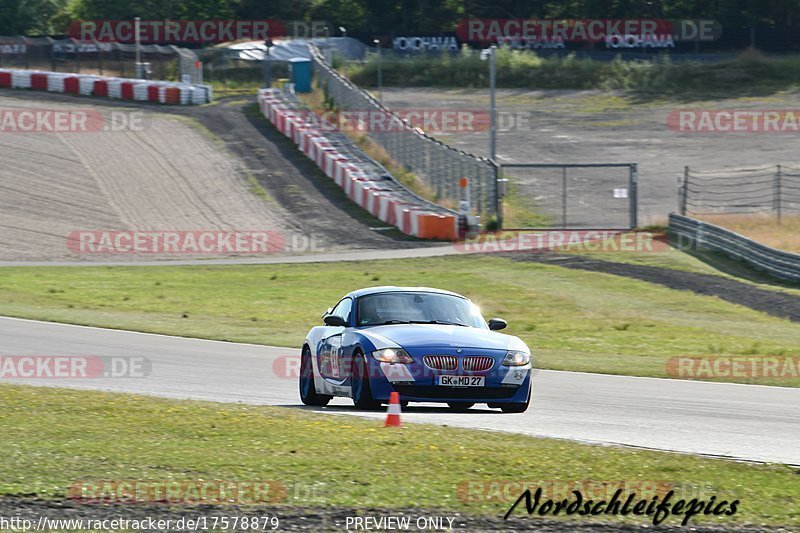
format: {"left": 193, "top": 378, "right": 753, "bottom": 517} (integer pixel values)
{"left": 384, "top": 392, "right": 402, "bottom": 427}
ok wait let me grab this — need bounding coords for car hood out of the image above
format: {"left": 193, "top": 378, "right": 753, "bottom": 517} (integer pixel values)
{"left": 360, "top": 324, "right": 526, "bottom": 352}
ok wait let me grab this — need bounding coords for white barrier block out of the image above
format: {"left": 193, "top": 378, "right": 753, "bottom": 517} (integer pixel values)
{"left": 378, "top": 196, "right": 392, "bottom": 222}
{"left": 79, "top": 76, "right": 99, "bottom": 95}
{"left": 47, "top": 73, "right": 66, "bottom": 93}
{"left": 107, "top": 79, "right": 123, "bottom": 99}
{"left": 12, "top": 70, "right": 31, "bottom": 89}
{"left": 133, "top": 83, "right": 149, "bottom": 101}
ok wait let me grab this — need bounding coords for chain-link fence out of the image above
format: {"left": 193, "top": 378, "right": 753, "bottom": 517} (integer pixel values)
{"left": 0, "top": 36, "right": 200, "bottom": 82}
{"left": 309, "top": 44, "right": 498, "bottom": 219}
{"left": 499, "top": 163, "right": 638, "bottom": 229}
{"left": 679, "top": 165, "right": 800, "bottom": 221}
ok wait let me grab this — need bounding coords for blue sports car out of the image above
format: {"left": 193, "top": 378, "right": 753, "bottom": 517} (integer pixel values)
{"left": 300, "top": 286, "right": 532, "bottom": 412}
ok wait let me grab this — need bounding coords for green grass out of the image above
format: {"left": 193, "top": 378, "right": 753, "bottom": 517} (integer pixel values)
{"left": 468, "top": 229, "right": 800, "bottom": 296}
{"left": 345, "top": 49, "right": 800, "bottom": 98}
{"left": 0, "top": 385, "right": 797, "bottom": 526}
{"left": 0, "top": 255, "right": 798, "bottom": 385}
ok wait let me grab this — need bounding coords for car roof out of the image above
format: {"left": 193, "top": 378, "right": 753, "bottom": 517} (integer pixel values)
{"left": 345, "top": 286, "right": 467, "bottom": 300}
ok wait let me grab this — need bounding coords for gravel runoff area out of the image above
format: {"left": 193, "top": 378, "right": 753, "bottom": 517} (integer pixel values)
{"left": 380, "top": 88, "right": 800, "bottom": 226}
{"left": 0, "top": 497, "right": 786, "bottom": 532}
{"left": 4, "top": 88, "right": 799, "bottom": 260}
{"left": 0, "top": 91, "right": 430, "bottom": 262}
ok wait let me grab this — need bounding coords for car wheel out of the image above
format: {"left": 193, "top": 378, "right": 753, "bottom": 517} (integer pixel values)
{"left": 351, "top": 351, "right": 381, "bottom": 410}
{"left": 447, "top": 402, "right": 475, "bottom": 411}
{"left": 500, "top": 386, "right": 531, "bottom": 413}
{"left": 299, "top": 346, "right": 331, "bottom": 407}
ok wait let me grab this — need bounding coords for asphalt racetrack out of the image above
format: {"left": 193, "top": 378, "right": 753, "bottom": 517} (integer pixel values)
{"left": 3, "top": 316, "right": 797, "bottom": 466}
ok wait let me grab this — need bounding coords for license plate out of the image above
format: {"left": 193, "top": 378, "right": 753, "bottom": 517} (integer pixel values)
{"left": 437, "top": 375, "right": 485, "bottom": 387}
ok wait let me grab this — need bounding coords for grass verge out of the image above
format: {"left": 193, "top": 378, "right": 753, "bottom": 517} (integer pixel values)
{"left": 345, "top": 49, "right": 800, "bottom": 98}
{"left": 0, "top": 255, "right": 798, "bottom": 385}
{"left": 697, "top": 214, "right": 800, "bottom": 254}
{"left": 0, "top": 384, "right": 797, "bottom": 526}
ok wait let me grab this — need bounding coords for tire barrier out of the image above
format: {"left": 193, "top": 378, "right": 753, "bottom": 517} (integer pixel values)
{"left": 0, "top": 68, "right": 212, "bottom": 105}
{"left": 258, "top": 88, "right": 460, "bottom": 241}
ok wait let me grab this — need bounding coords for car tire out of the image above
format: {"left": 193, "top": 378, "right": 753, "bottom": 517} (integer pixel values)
{"left": 500, "top": 386, "right": 531, "bottom": 413}
{"left": 351, "top": 351, "right": 381, "bottom": 410}
{"left": 299, "top": 346, "right": 332, "bottom": 407}
{"left": 447, "top": 402, "right": 475, "bottom": 411}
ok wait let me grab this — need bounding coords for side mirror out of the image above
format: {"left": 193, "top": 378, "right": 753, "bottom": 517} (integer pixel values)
{"left": 488, "top": 318, "right": 507, "bottom": 331}
{"left": 324, "top": 315, "right": 347, "bottom": 327}
{"left": 321, "top": 307, "right": 333, "bottom": 318}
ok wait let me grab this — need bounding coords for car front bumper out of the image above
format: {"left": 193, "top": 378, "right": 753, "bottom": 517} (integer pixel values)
{"left": 366, "top": 351, "right": 532, "bottom": 404}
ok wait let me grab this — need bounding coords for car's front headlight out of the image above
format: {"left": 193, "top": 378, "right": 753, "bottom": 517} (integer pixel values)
{"left": 502, "top": 350, "right": 531, "bottom": 366}
{"left": 371, "top": 348, "right": 413, "bottom": 364}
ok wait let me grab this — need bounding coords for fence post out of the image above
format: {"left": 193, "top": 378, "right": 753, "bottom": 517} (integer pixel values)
{"left": 561, "top": 166, "right": 568, "bottom": 228}
{"left": 96, "top": 39, "right": 103, "bottom": 76}
{"left": 682, "top": 166, "right": 689, "bottom": 216}
{"left": 494, "top": 161, "right": 502, "bottom": 229}
{"left": 775, "top": 164, "right": 782, "bottom": 224}
{"left": 629, "top": 163, "right": 638, "bottom": 228}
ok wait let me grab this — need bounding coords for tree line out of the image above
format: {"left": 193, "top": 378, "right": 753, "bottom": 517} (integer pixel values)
{"left": 3, "top": 0, "right": 800, "bottom": 39}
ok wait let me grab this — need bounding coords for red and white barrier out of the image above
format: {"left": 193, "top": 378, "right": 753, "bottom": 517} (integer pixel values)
{"left": 46, "top": 73, "right": 66, "bottom": 93}
{"left": 78, "top": 76, "right": 97, "bottom": 95}
{"left": 257, "top": 88, "right": 458, "bottom": 240}
{"left": 0, "top": 68, "right": 211, "bottom": 105}
{"left": 11, "top": 70, "right": 31, "bottom": 89}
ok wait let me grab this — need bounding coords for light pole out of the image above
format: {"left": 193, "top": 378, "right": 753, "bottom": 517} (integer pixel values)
{"left": 339, "top": 26, "right": 347, "bottom": 38}
{"left": 488, "top": 45, "right": 497, "bottom": 161}
{"left": 134, "top": 16, "right": 141, "bottom": 78}
{"left": 263, "top": 38, "right": 273, "bottom": 88}
{"left": 373, "top": 39, "right": 382, "bottom": 101}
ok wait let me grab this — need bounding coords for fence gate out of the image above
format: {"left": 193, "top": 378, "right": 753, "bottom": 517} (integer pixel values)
{"left": 499, "top": 163, "right": 638, "bottom": 229}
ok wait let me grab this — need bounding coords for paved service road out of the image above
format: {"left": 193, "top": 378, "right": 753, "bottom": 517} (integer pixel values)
{"left": 2, "top": 316, "right": 798, "bottom": 465}
{"left": 0, "top": 245, "right": 458, "bottom": 268}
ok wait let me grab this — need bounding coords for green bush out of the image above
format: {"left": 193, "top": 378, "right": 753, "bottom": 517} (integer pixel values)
{"left": 344, "top": 49, "right": 800, "bottom": 96}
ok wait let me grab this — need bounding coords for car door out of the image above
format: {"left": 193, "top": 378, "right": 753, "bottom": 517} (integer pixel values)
{"left": 318, "top": 297, "right": 352, "bottom": 381}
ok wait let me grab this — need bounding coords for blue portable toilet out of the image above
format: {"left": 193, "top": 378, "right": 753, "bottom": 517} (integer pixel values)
{"left": 289, "top": 57, "right": 312, "bottom": 93}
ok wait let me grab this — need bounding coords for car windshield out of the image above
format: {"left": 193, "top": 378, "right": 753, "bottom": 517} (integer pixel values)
{"left": 356, "top": 292, "right": 486, "bottom": 328}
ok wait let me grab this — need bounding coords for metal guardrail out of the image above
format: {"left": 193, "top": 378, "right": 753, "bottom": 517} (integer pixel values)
{"left": 668, "top": 213, "right": 800, "bottom": 282}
